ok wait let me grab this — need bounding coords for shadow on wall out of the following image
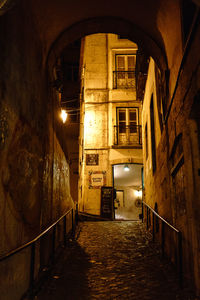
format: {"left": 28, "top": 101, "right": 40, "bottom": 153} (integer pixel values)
{"left": 35, "top": 240, "right": 92, "bottom": 300}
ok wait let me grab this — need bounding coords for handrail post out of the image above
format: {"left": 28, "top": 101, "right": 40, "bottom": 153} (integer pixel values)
{"left": 72, "top": 209, "right": 74, "bottom": 235}
{"left": 146, "top": 207, "right": 149, "bottom": 229}
{"left": 63, "top": 215, "right": 67, "bottom": 247}
{"left": 162, "top": 221, "right": 165, "bottom": 258}
{"left": 141, "top": 201, "right": 144, "bottom": 223}
{"left": 178, "top": 232, "right": 183, "bottom": 287}
{"left": 146, "top": 207, "right": 148, "bottom": 229}
{"left": 52, "top": 226, "right": 56, "bottom": 263}
{"left": 152, "top": 213, "right": 155, "bottom": 242}
{"left": 75, "top": 203, "right": 78, "bottom": 225}
{"left": 29, "top": 242, "right": 35, "bottom": 293}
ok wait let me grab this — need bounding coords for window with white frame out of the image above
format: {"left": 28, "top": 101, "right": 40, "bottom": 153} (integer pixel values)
{"left": 114, "top": 55, "right": 136, "bottom": 88}
{"left": 115, "top": 107, "right": 140, "bottom": 145}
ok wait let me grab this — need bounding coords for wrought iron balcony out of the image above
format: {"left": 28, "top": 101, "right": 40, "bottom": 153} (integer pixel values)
{"left": 114, "top": 125, "right": 142, "bottom": 146}
{"left": 113, "top": 71, "right": 136, "bottom": 89}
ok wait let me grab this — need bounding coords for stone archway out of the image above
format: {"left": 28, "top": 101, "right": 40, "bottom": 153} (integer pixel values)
{"left": 47, "top": 17, "right": 168, "bottom": 74}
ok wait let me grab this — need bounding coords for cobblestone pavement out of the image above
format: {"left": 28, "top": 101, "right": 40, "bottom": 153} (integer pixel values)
{"left": 36, "top": 221, "right": 196, "bottom": 300}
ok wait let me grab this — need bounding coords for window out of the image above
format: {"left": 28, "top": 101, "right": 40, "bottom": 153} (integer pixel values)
{"left": 118, "top": 108, "right": 137, "bottom": 133}
{"left": 115, "top": 107, "right": 141, "bottom": 145}
{"left": 155, "top": 65, "right": 164, "bottom": 131}
{"left": 114, "top": 55, "right": 136, "bottom": 88}
{"left": 150, "top": 96, "right": 156, "bottom": 173}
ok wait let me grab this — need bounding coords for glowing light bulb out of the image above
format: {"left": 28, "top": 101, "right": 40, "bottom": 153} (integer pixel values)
{"left": 134, "top": 190, "right": 142, "bottom": 198}
{"left": 124, "top": 164, "right": 130, "bottom": 172}
{"left": 61, "top": 109, "right": 68, "bottom": 123}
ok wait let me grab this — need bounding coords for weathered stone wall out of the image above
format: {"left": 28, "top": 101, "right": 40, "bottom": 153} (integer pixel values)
{"left": 142, "top": 19, "right": 200, "bottom": 293}
{"left": 0, "top": 4, "right": 73, "bottom": 299}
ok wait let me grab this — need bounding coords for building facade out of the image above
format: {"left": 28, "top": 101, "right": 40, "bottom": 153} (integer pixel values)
{"left": 78, "top": 34, "right": 143, "bottom": 219}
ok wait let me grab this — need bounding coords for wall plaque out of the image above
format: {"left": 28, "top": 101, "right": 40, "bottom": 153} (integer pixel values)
{"left": 86, "top": 154, "right": 99, "bottom": 165}
{"left": 89, "top": 171, "right": 106, "bottom": 189}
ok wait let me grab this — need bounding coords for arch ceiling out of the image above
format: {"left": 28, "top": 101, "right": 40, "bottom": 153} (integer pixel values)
{"left": 47, "top": 17, "right": 167, "bottom": 72}
{"left": 28, "top": 0, "right": 183, "bottom": 72}
{"left": 7, "top": 0, "right": 184, "bottom": 73}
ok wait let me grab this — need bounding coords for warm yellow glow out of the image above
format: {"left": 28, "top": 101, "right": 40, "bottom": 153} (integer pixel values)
{"left": 134, "top": 190, "right": 142, "bottom": 198}
{"left": 84, "top": 110, "right": 95, "bottom": 125}
{"left": 61, "top": 109, "right": 68, "bottom": 123}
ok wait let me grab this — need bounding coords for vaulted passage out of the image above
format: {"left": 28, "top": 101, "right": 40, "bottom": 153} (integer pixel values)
{"left": 0, "top": 1, "right": 200, "bottom": 299}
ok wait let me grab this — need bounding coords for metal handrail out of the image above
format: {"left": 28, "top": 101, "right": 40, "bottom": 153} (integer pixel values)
{"left": 0, "top": 207, "right": 76, "bottom": 298}
{"left": 142, "top": 202, "right": 179, "bottom": 233}
{"left": 142, "top": 201, "right": 182, "bottom": 286}
{"left": 0, "top": 208, "right": 73, "bottom": 262}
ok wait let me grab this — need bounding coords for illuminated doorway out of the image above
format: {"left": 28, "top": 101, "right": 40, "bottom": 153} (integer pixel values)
{"left": 113, "top": 163, "right": 143, "bottom": 220}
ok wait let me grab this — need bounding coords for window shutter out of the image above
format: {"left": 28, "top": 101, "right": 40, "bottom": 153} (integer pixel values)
{"left": 127, "top": 56, "right": 135, "bottom": 70}
{"left": 127, "top": 56, "right": 135, "bottom": 79}
{"left": 117, "top": 56, "right": 125, "bottom": 80}
{"left": 118, "top": 109, "right": 126, "bottom": 133}
{"left": 129, "top": 109, "right": 137, "bottom": 133}
{"left": 117, "top": 56, "right": 125, "bottom": 71}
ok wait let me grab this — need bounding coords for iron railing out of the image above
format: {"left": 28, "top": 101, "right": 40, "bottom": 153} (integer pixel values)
{"left": 114, "top": 125, "right": 142, "bottom": 146}
{"left": 0, "top": 207, "right": 78, "bottom": 299}
{"left": 142, "top": 201, "right": 182, "bottom": 286}
{"left": 113, "top": 71, "right": 136, "bottom": 89}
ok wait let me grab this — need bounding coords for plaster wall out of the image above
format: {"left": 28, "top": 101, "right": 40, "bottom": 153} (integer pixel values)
{"left": 84, "top": 34, "right": 108, "bottom": 90}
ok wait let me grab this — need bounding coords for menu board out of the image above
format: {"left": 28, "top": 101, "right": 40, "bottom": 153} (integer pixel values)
{"left": 101, "top": 187, "right": 114, "bottom": 219}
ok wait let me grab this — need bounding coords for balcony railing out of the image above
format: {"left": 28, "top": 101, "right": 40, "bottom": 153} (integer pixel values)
{"left": 114, "top": 125, "right": 142, "bottom": 146}
{"left": 113, "top": 71, "right": 136, "bottom": 89}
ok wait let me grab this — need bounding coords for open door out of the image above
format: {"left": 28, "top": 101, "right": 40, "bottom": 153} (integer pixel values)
{"left": 113, "top": 163, "right": 143, "bottom": 220}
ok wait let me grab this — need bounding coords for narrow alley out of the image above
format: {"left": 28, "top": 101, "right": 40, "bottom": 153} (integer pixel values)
{"left": 1, "top": 1, "right": 200, "bottom": 299}
{"left": 35, "top": 221, "right": 194, "bottom": 300}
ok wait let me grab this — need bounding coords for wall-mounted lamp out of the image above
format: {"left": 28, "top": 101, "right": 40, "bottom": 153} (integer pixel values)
{"left": 134, "top": 189, "right": 142, "bottom": 198}
{"left": 60, "top": 109, "right": 68, "bottom": 123}
{"left": 124, "top": 164, "right": 130, "bottom": 172}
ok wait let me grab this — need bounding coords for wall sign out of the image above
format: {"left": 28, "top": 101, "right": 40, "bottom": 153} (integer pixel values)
{"left": 86, "top": 154, "right": 99, "bottom": 165}
{"left": 88, "top": 171, "right": 106, "bottom": 189}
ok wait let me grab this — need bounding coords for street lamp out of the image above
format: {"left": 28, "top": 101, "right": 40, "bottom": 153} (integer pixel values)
{"left": 60, "top": 109, "right": 68, "bottom": 123}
